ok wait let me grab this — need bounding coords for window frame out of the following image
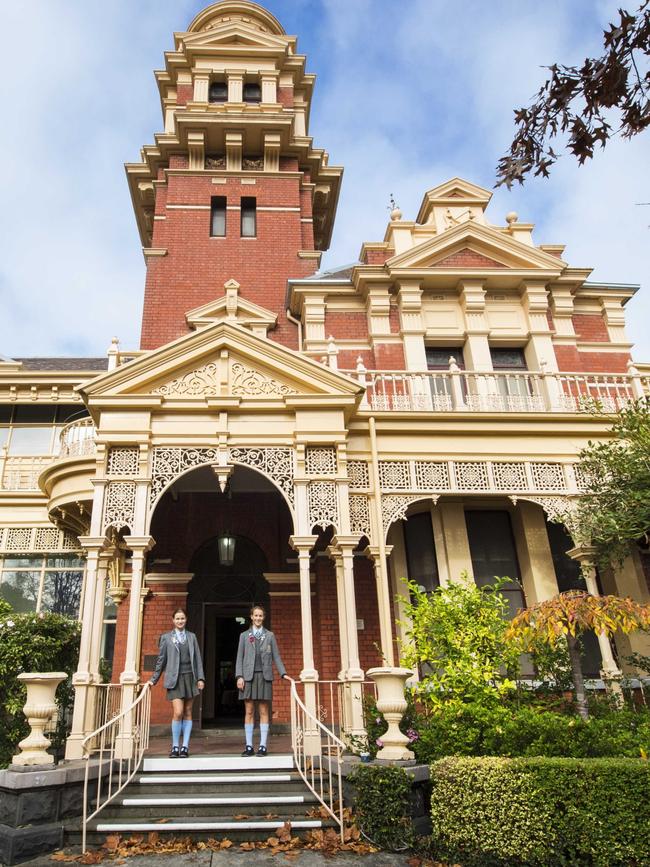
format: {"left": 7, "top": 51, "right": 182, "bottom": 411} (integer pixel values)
{"left": 240, "top": 196, "right": 257, "bottom": 238}
{"left": 210, "top": 195, "right": 227, "bottom": 237}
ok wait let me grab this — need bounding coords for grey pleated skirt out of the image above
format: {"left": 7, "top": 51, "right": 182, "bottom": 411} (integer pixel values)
{"left": 166, "top": 672, "right": 199, "bottom": 701}
{"left": 239, "top": 672, "right": 272, "bottom": 701}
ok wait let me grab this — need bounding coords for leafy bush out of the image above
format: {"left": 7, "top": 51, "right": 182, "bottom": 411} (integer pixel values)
{"left": 412, "top": 702, "right": 650, "bottom": 763}
{"left": 0, "top": 610, "right": 80, "bottom": 767}
{"left": 428, "top": 756, "right": 650, "bottom": 867}
{"left": 400, "top": 577, "right": 521, "bottom": 710}
{"left": 346, "top": 764, "right": 413, "bottom": 850}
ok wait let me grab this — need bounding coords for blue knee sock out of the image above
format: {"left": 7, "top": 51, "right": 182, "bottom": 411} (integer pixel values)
{"left": 171, "top": 720, "right": 182, "bottom": 748}
{"left": 182, "top": 719, "right": 193, "bottom": 747}
{"left": 259, "top": 723, "right": 269, "bottom": 748}
{"left": 244, "top": 723, "right": 254, "bottom": 747}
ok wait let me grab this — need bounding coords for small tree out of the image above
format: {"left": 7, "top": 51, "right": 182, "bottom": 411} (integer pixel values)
{"left": 507, "top": 590, "right": 650, "bottom": 719}
{"left": 400, "top": 576, "right": 521, "bottom": 711}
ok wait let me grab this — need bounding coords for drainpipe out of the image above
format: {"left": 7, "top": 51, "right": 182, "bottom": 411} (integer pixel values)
{"left": 286, "top": 309, "right": 303, "bottom": 351}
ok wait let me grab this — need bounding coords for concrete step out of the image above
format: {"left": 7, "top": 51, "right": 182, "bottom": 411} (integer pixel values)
{"left": 122, "top": 794, "right": 308, "bottom": 807}
{"left": 137, "top": 772, "right": 295, "bottom": 785}
{"left": 94, "top": 819, "right": 323, "bottom": 834}
{"left": 142, "top": 754, "right": 294, "bottom": 773}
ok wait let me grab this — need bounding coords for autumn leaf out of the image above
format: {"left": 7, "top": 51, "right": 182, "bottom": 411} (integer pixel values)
{"left": 233, "top": 813, "right": 250, "bottom": 820}
{"left": 239, "top": 841, "right": 256, "bottom": 850}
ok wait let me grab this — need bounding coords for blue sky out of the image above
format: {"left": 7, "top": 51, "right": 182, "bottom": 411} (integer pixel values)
{"left": 0, "top": 0, "right": 647, "bottom": 360}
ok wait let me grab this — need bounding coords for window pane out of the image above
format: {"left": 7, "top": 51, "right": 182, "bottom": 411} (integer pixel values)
{"left": 0, "top": 406, "right": 12, "bottom": 423}
{"left": 41, "top": 570, "right": 83, "bottom": 618}
{"left": 466, "top": 510, "right": 522, "bottom": 596}
{"left": 208, "top": 81, "right": 227, "bottom": 103}
{"left": 426, "top": 347, "right": 465, "bottom": 370}
{"left": 0, "top": 427, "right": 8, "bottom": 448}
{"left": 241, "top": 197, "right": 256, "bottom": 237}
{"left": 404, "top": 511, "right": 439, "bottom": 592}
{"left": 243, "top": 83, "right": 261, "bottom": 103}
{"left": 0, "top": 571, "right": 41, "bottom": 611}
{"left": 46, "top": 554, "right": 85, "bottom": 568}
{"left": 490, "top": 348, "right": 527, "bottom": 370}
{"left": 210, "top": 196, "right": 226, "bottom": 237}
{"left": 3, "top": 556, "right": 43, "bottom": 568}
{"left": 8, "top": 426, "right": 54, "bottom": 454}
{"left": 55, "top": 405, "right": 89, "bottom": 423}
{"left": 13, "top": 405, "right": 56, "bottom": 423}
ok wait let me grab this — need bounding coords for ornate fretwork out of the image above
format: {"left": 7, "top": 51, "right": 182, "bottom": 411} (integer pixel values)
{"left": 205, "top": 155, "right": 226, "bottom": 169}
{"left": 348, "top": 460, "right": 370, "bottom": 490}
{"left": 229, "top": 447, "right": 295, "bottom": 506}
{"left": 492, "top": 462, "right": 528, "bottom": 491}
{"left": 152, "top": 363, "right": 219, "bottom": 397}
{"left": 517, "top": 495, "right": 581, "bottom": 539}
{"left": 381, "top": 494, "right": 436, "bottom": 533}
{"left": 414, "top": 461, "right": 450, "bottom": 490}
{"left": 378, "top": 461, "right": 410, "bottom": 490}
{"left": 349, "top": 495, "right": 372, "bottom": 538}
{"left": 150, "top": 447, "right": 220, "bottom": 505}
{"left": 305, "top": 447, "right": 337, "bottom": 476}
{"left": 307, "top": 481, "right": 339, "bottom": 532}
{"left": 107, "top": 447, "right": 139, "bottom": 477}
{"left": 103, "top": 481, "right": 137, "bottom": 532}
{"left": 454, "top": 461, "right": 490, "bottom": 491}
{"left": 530, "top": 462, "right": 566, "bottom": 491}
{"left": 230, "top": 363, "right": 297, "bottom": 397}
{"left": 0, "top": 527, "right": 79, "bottom": 553}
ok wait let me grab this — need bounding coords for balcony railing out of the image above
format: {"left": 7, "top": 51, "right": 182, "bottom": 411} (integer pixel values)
{"left": 58, "top": 418, "right": 96, "bottom": 459}
{"left": 345, "top": 362, "right": 649, "bottom": 414}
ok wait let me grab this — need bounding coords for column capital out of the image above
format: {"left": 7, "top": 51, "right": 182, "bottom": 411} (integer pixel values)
{"left": 566, "top": 544, "right": 597, "bottom": 567}
{"left": 289, "top": 534, "right": 318, "bottom": 553}
{"left": 363, "top": 544, "right": 393, "bottom": 563}
{"left": 123, "top": 534, "right": 155, "bottom": 554}
{"left": 330, "top": 534, "right": 360, "bottom": 552}
{"left": 78, "top": 535, "right": 112, "bottom": 553}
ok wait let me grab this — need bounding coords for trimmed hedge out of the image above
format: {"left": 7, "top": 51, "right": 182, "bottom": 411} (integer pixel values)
{"left": 429, "top": 756, "right": 650, "bottom": 867}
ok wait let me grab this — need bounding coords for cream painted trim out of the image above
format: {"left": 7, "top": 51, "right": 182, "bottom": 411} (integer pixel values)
{"left": 269, "top": 591, "right": 315, "bottom": 597}
{"left": 264, "top": 571, "right": 315, "bottom": 585}
{"left": 212, "top": 178, "right": 227, "bottom": 184}
{"left": 153, "top": 216, "right": 166, "bottom": 221}
{"left": 575, "top": 342, "right": 633, "bottom": 352}
{"left": 298, "top": 251, "right": 321, "bottom": 259}
{"left": 142, "top": 248, "right": 167, "bottom": 258}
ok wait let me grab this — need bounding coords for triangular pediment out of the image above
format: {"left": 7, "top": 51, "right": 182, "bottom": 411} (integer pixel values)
{"left": 181, "top": 21, "right": 289, "bottom": 52}
{"left": 417, "top": 178, "right": 493, "bottom": 224}
{"left": 387, "top": 221, "right": 566, "bottom": 272}
{"left": 185, "top": 283, "right": 277, "bottom": 337}
{"left": 79, "top": 321, "right": 362, "bottom": 406}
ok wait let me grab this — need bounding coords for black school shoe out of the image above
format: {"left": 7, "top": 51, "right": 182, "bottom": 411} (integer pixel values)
{"left": 257, "top": 745, "right": 267, "bottom": 756}
{"left": 241, "top": 745, "right": 254, "bottom": 757}
{"left": 169, "top": 746, "right": 180, "bottom": 758}
{"left": 179, "top": 746, "right": 189, "bottom": 758}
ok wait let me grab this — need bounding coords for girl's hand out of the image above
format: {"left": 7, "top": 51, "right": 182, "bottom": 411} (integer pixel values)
{"left": 197, "top": 680, "right": 205, "bottom": 691}
{"left": 237, "top": 677, "right": 245, "bottom": 690}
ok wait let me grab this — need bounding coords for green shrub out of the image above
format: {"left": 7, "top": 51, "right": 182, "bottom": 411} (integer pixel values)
{"left": 428, "top": 756, "right": 650, "bottom": 867}
{"left": 0, "top": 610, "right": 80, "bottom": 767}
{"left": 346, "top": 764, "right": 413, "bottom": 850}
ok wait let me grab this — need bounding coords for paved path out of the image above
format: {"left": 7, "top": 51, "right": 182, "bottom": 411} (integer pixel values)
{"left": 21, "top": 850, "right": 425, "bottom": 866}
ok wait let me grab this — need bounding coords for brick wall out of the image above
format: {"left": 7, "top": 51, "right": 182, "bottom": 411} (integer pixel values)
{"left": 572, "top": 313, "right": 610, "bottom": 342}
{"left": 433, "top": 248, "right": 507, "bottom": 268}
{"left": 553, "top": 344, "right": 630, "bottom": 373}
{"left": 324, "top": 311, "right": 367, "bottom": 341}
{"left": 141, "top": 172, "right": 318, "bottom": 349}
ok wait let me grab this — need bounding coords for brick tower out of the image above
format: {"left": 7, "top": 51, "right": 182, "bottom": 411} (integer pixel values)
{"left": 127, "top": 0, "right": 343, "bottom": 351}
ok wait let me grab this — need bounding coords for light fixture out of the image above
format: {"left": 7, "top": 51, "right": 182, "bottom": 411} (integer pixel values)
{"left": 217, "top": 533, "right": 236, "bottom": 567}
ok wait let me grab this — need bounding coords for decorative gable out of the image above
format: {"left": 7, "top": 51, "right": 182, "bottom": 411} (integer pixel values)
{"left": 432, "top": 248, "right": 509, "bottom": 269}
{"left": 185, "top": 279, "right": 277, "bottom": 338}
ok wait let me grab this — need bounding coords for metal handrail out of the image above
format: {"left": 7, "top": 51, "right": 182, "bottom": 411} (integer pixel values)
{"left": 81, "top": 682, "right": 151, "bottom": 852}
{"left": 288, "top": 677, "right": 345, "bottom": 840}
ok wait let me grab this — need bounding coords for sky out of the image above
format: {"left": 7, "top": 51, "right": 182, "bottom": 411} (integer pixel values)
{"left": 0, "top": 0, "right": 647, "bottom": 360}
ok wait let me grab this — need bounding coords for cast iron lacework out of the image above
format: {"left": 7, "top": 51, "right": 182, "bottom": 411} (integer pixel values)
{"left": 103, "top": 481, "right": 137, "bottom": 532}
{"left": 230, "top": 363, "right": 297, "bottom": 397}
{"left": 107, "top": 447, "right": 139, "bottom": 477}
{"left": 308, "top": 481, "right": 339, "bottom": 531}
{"left": 152, "top": 363, "right": 219, "bottom": 397}
{"left": 414, "top": 461, "right": 450, "bottom": 490}
{"left": 349, "top": 495, "right": 372, "bottom": 538}
{"left": 492, "top": 462, "right": 528, "bottom": 491}
{"left": 381, "top": 495, "right": 436, "bottom": 533}
{"left": 0, "top": 527, "right": 79, "bottom": 553}
{"left": 454, "top": 461, "right": 490, "bottom": 491}
{"left": 347, "top": 460, "right": 370, "bottom": 490}
{"left": 305, "top": 447, "right": 337, "bottom": 476}
{"left": 228, "top": 447, "right": 295, "bottom": 506}
{"left": 150, "top": 447, "right": 220, "bottom": 505}
{"left": 378, "top": 461, "right": 411, "bottom": 490}
{"left": 530, "top": 462, "right": 566, "bottom": 490}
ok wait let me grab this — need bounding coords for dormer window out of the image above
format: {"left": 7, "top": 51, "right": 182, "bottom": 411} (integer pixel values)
{"left": 208, "top": 81, "right": 228, "bottom": 103}
{"left": 243, "top": 82, "right": 261, "bottom": 103}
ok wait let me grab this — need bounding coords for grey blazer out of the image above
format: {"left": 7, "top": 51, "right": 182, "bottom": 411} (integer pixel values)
{"left": 150, "top": 630, "right": 205, "bottom": 690}
{"left": 235, "top": 628, "right": 286, "bottom": 682}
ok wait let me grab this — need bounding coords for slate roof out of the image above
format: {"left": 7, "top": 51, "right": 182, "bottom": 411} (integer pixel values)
{"left": 11, "top": 358, "right": 109, "bottom": 371}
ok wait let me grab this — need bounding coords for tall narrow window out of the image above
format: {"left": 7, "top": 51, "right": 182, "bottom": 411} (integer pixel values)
{"left": 425, "top": 347, "right": 465, "bottom": 408}
{"left": 403, "top": 511, "right": 439, "bottom": 593}
{"left": 243, "top": 82, "right": 261, "bottom": 103}
{"left": 489, "top": 347, "right": 530, "bottom": 406}
{"left": 208, "top": 81, "right": 227, "bottom": 103}
{"left": 241, "top": 197, "right": 256, "bottom": 237}
{"left": 465, "top": 510, "right": 524, "bottom": 618}
{"left": 210, "top": 196, "right": 226, "bottom": 237}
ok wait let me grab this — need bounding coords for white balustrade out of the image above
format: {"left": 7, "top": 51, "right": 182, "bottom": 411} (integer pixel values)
{"left": 343, "top": 366, "right": 647, "bottom": 414}
{"left": 58, "top": 418, "right": 96, "bottom": 459}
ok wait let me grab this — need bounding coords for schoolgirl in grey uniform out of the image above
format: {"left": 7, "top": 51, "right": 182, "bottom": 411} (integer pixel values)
{"left": 235, "top": 604, "right": 289, "bottom": 755}
{"left": 149, "top": 608, "right": 205, "bottom": 758}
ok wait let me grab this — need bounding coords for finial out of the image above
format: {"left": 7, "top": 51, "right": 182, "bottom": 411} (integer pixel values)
{"left": 505, "top": 211, "right": 518, "bottom": 225}
{"left": 388, "top": 194, "right": 402, "bottom": 221}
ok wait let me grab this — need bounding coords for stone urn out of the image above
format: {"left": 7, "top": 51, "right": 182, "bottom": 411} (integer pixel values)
{"left": 12, "top": 672, "right": 67, "bottom": 766}
{"left": 367, "top": 667, "right": 415, "bottom": 761}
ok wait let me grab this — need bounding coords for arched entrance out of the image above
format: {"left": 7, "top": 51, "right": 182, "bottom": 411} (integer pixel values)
{"left": 187, "top": 534, "right": 270, "bottom": 724}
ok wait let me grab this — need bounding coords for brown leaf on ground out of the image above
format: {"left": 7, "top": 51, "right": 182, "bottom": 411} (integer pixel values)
{"left": 78, "top": 850, "right": 105, "bottom": 864}
{"left": 155, "top": 818, "right": 170, "bottom": 824}
{"left": 263, "top": 812, "right": 279, "bottom": 820}
{"left": 146, "top": 832, "right": 159, "bottom": 846}
{"left": 407, "top": 859, "right": 422, "bottom": 867}
{"left": 50, "top": 853, "right": 77, "bottom": 862}
{"left": 219, "top": 839, "right": 233, "bottom": 849}
{"left": 276, "top": 820, "right": 292, "bottom": 842}
{"left": 266, "top": 836, "right": 280, "bottom": 846}
{"left": 233, "top": 813, "right": 250, "bottom": 820}
{"left": 239, "top": 841, "right": 256, "bottom": 850}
